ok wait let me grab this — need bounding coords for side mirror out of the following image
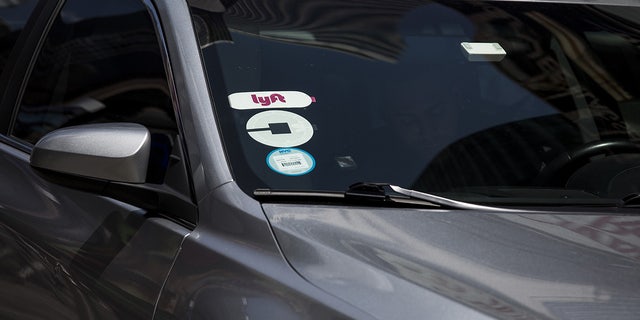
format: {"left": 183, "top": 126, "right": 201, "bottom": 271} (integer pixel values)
{"left": 30, "top": 123, "right": 151, "bottom": 183}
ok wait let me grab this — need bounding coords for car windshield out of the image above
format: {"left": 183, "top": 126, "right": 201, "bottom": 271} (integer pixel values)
{"left": 191, "top": 0, "right": 640, "bottom": 205}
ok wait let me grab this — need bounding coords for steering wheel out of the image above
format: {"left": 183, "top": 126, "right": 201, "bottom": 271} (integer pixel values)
{"left": 535, "top": 139, "right": 640, "bottom": 187}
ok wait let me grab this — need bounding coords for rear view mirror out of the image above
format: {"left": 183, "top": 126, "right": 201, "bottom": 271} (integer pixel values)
{"left": 30, "top": 123, "right": 151, "bottom": 183}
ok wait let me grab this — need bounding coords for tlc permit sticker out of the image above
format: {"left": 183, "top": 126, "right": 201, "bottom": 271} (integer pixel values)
{"left": 267, "top": 148, "right": 316, "bottom": 176}
{"left": 228, "top": 91, "right": 316, "bottom": 110}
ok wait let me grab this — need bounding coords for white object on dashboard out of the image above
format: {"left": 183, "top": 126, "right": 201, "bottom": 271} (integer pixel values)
{"left": 460, "top": 42, "right": 506, "bottom": 62}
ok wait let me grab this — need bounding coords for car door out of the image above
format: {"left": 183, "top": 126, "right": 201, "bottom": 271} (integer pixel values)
{"left": 0, "top": 0, "right": 193, "bottom": 318}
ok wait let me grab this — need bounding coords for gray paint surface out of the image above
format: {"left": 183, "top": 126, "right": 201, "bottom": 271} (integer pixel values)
{"left": 264, "top": 204, "right": 640, "bottom": 320}
{"left": 154, "top": 0, "right": 234, "bottom": 200}
{"left": 1, "top": 0, "right": 639, "bottom": 318}
{"left": 30, "top": 123, "right": 151, "bottom": 183}
{"left": 0, "top": 142, "right": 190, "bottom": 319}
{"left": 155, "top": 182, "right": 375, "bottom": 319}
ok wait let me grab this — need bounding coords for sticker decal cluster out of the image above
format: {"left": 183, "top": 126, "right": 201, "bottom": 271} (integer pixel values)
{"left": 229, "top": 91, "right": 315, "bottom": 110}
{"left": 246, "top": 110, "right": 314, "bottom": 147}
{"left": 231, "top": 90, "right": 318, "bottom": 176}
{"left": 267, "top": 148, "right": 316, "bottom": 176}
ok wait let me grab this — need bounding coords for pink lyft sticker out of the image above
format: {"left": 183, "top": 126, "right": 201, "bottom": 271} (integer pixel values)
{"left": 228, "top": 91, "right": 315, "bottom": 110}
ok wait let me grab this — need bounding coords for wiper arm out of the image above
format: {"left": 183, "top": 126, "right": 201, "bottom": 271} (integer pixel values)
{"left": 386, "top": 184, "right": 519, "bottom": 212}
{"left": 347, "top": 182, "right": 516, "bottom": 211}
{"left": 255, "top": 182, "right": 514, "bottom": 211}
{"left": 620, "top": 193, "right": 640, "bottom": 207}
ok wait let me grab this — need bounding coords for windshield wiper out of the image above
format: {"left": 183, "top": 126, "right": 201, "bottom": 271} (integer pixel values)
{"left": 254, "top": 182, "right": 515, "bottom": 211}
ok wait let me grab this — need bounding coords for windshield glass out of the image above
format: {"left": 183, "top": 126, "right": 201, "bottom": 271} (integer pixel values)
{"left": 191, "top": 0, "right": 640, "bottom": 205}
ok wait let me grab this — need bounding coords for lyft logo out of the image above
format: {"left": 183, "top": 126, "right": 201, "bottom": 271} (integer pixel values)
{"left": 228, "top": 91, "right": 315, "bottom": 110}
{"left": 252, "top": 93, "right": 286, "bottom": 106}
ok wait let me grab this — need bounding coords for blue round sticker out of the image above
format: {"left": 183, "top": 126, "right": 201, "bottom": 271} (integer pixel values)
{"left": 266, "top": 148, "right": 316, "bottom": 176}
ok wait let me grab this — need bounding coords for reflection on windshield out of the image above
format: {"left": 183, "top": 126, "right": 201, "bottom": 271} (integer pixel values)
{"left": 193, "top": 0, "right": 640, "bottom": 204}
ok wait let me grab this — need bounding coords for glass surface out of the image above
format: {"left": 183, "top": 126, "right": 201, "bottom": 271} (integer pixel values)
{"left": 0, "top": 0, "right": 37, "bottom": 82}
{"left": 12, "top": 0, "right": 185, "bottom": 186}
{"left": 12, "top": 0, "right": 174, "bottom": 145}
{"left": 194, "top": 0, "right": 640, "bottom": 205}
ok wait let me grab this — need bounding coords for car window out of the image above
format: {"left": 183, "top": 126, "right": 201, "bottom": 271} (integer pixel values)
{"left": 12, "top": 0, "right": 188, "bottom": 189}
{"left": 0, "top": 0, "right": 37, "bottom": 91}
{"left": 193, "top": 0, "right": 640, "bottom": 206}
{"left": 11, "top": 0, "right": 174, "bottom": 145}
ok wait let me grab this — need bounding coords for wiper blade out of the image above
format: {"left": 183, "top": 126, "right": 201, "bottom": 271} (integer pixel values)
{"left": 254, "top": 188, "right": 344, "bottom": 199}
{"left": 255, "top": 182, "right": 514, "bottom": 211}
{"left": 254, "top": 184, "right": 432, "bottom": 208}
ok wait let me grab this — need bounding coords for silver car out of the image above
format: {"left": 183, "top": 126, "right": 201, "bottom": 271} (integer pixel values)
{"left": 0, "top": 0, "right": 639, "bottom": 319}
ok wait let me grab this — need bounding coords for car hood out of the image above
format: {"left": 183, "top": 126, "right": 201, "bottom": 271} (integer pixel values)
{"left": 262, "top": 204, "right": 640, "bottom": 320}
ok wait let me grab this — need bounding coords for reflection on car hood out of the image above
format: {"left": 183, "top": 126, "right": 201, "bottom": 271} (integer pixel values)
{"left": 263, "top": 204, "right": 640, "bottom": 320}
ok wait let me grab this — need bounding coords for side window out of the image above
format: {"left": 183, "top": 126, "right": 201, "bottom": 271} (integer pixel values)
{"left": 12, "top": 0, "right": 175, "bottom": 144}
{"left": 12, "top": 0, "right": 189, "bottom": 191}
{"left": 0, "top": 0, "right": 38, "bottom": 88}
